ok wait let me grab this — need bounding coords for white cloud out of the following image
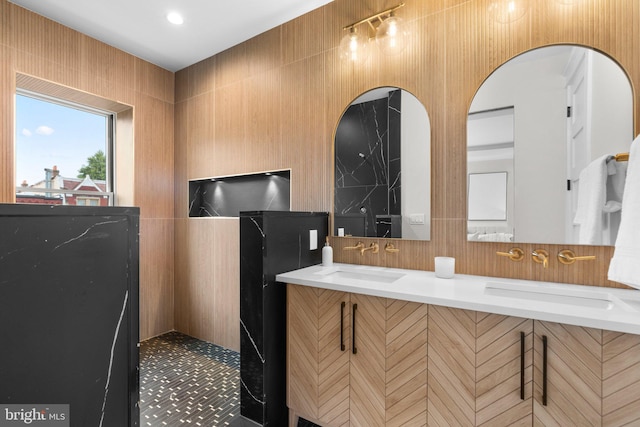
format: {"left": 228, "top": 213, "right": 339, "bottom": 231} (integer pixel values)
{"left": 21, "top": 128, "right": 32, "bottom": 137}
{"left": 36, "top": 125, "right": 54, "bottom": 136}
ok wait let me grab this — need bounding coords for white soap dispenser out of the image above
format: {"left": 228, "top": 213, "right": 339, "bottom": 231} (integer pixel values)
{"left": 322, "top": 236, "right": 333, "bottom": 267}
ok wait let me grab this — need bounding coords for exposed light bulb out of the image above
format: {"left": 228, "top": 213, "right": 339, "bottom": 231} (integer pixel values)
{"left": 339, "top": 28, "right": 370, "bottom": 62}
{"left": 375, "top": 15, "right": 408, "bottom": 55}
{"left": 488, "top": 0, "right": 529, "bottom": 23}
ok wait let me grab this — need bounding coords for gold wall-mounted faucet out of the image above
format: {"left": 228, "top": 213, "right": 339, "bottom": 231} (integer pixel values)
{"left": 496, "top": 248, "right": 524, "bottom": 261}
{"left": 557, "top": 249, "right": 596, "bottom": 265}
{"left": 361, "top": 242, "right": 379, "bottom": 255}
{"left": 532, "top": 249, "right": 549, "bottom": 268}
{"left": 343, "top": 242, "right": 365, "bottom": 252}
{"left": 384, "top": 243, "right": 400, "bottom": 253}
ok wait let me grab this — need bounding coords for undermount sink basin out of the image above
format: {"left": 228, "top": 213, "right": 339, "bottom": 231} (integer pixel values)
{"left": 317, "top": 267, "right": 405, "bottom": 284}
{"left": 484, "top": 282, "right": 616, "bottom": 310}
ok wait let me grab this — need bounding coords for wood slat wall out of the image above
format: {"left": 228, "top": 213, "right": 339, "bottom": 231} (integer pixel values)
{"left": 175, "top": 0, "right": 640, "bottom": 348}
{"left": 0, "top": 0, "right": 175, "bottom": 341}
{"left": 172, "top": 0, "right": 640, "bottom": 351}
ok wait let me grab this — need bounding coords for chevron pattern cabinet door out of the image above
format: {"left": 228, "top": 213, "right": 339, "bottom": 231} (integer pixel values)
{"left": 476, "top": 313, "right": 533, "bottom": 426}
{"left": 385, "top": 299, "right": 428, "bottom": 427}
{"left": 287, "top": 284, "right": 320, "bottom": 420}
{"left": 428, "top": 305, "right": 477, "bottom": 426}
{"left": 350, "top": 293, "right": 387, "bottom": 427}
{"left": 533, "top": 321, "right": 602, "bottom": 426}
{"left": 318, "top": 288, "right": 351, "bottom": 426}
{"left": 602, "top": 331, "right": 640, "bottom": 426}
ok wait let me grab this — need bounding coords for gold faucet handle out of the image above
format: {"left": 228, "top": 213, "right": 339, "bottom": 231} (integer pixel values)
{"left": 343, "top": 242, "right": 365, "bottom": 251}
{"left": 384, "top": 243, "right": 400, "bottom": 253}
{"left": 496, "top": 247, "right": 524, "bottom": 261}
{"left": 361, "top": 242, "right": 379, "bottom": 255}
{"left": 557, "top": 249, "right": 596, "bottom": 265}
{"left": 532, "top": 249, "right": 549, "bottom": 268}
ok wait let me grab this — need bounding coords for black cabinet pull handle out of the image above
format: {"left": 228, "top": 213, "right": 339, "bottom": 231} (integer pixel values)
{"left": 340, "top": 302, "right": 345, "bottom": 351}
{"left": 520, "top": 331, "right": 525, "bottom": 400}
{"left": 542, "top": 335, "right": 548, "bottom": 406}
{"left": 352, "top": 303, "right": 358, "bottom": 355}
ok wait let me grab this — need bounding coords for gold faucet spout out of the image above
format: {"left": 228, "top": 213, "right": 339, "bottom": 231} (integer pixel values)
{"left": 532, "top": 249, "right": 549, "bottom": 268}
{"left": 343, "top": 242, "right": 365, "bottom": 251}
{"left": 360, "top": 242, "right": 379, "bottom": 255}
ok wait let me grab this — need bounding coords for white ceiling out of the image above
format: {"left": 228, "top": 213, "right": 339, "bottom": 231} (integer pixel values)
{"left": 9, "top": 0, "right": 334, "bottom": 72}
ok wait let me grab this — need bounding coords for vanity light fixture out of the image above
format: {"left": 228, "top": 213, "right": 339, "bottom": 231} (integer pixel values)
{"left": 488, "top": 0, "right": 529, "bottom": 23}
{"left": 339, "top": 27, "right": 371, "bottom": 62}
{"left": 340, "top": 3, "right": 408, "bottom": 61}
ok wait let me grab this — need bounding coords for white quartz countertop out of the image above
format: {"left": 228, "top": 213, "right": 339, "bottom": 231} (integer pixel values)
{"left": 276, "top": 263, "right": 640, "bottom": 335}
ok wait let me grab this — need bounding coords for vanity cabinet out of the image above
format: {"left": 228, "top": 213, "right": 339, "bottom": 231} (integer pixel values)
{"left": 287, "top": 284, "right": 640, "bottom": 426}
{"left": 428, "top": 307, "right": 534, "bottom": 426}
{"left": 287, "top": 284, "right": 428, "bottom": 427}
{"left": 428, "top": 309, "right": 640, "bottom": 426}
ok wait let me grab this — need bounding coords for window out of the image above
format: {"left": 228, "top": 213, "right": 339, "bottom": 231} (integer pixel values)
{"left": 15, "top": 91, "right": 114, "bottom": 206}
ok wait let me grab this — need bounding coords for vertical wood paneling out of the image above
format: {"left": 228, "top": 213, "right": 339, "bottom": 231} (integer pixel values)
{"left": 281, "top": 54, "right": 330, "bottom": 211}
{"left": 245, "top": 69, "right": 282, "bottom": 172}
{"left": 187, "top": 92, "right": 216, "bottom": 180}
{"left": 0, "top": 45, "right": 14, "bottom": 202}
{"left": 212, "top": 219, "right": 240, "bottom": 351}
{"left": 139, "top": 219, "right": 175, "bottom": 339}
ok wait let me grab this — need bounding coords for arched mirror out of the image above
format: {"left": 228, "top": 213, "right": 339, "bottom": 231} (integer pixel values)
{"left": 334, "top": 88, "right": 431, "bottom": 240}
{"left": 467, "top": 45, "right": 633, "bottom": 245}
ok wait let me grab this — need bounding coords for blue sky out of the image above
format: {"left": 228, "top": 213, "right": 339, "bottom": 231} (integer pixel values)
{"left": 15, "top": 94, "right": 107, "bottom": 186}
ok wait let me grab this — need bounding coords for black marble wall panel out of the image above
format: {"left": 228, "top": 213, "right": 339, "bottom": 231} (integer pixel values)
{"left": 0, "top": 204, "right": 139, "bottom": 427}
{"left": 334, "top": 91, "right": 401, "bottom": 237}
{"left": 238, "top": 211, "right": 328, "bottom": 427}
{"left": 388, "top": 90, "right": 402, "bottom": 216}
{"left": 189, "top": 171, "right": 290, "bottom": 217}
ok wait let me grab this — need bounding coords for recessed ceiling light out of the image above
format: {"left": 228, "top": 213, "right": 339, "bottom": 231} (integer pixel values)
{"left": 167, "top": 11, "right": 184, "bottom": 25}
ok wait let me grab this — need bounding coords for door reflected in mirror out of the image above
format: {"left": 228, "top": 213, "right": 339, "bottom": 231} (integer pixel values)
{"left": 334, "top": 88, "right": 431, "bottom": 240}
{"left": 467, "top": 45, "right": 633, "bottom": 245}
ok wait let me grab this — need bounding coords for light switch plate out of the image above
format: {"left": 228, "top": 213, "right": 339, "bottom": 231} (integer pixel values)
{"left": 409, "top": 213, "right": 425, "bottom": 225}
{"left": 309, "top": 229, "right": 318, "bottom": 250}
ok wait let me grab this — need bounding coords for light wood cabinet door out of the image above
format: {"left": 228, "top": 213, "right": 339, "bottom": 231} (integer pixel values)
{"left": 288, "top": 286, "right": 429, "bottom": 427}
{"left": 533, "top": 321, "right": 603, "bottom": 426}
{"left": 318, "top": 288, "right": 351, "bottom": 426}
{"left": 288, "top": 284, "right": 321, "bottom": 420}
{"left": 287, "top": 284, "right": 350, "bottom": 426}
{"left": 350, "top": 293, "right": 386, "bottom": 427}
{"left": 350, "top": 294, "right": 428, "bottom": 427}
{"left": 385, "top": 299, "right": 429, "bottom": 427}
{"left": 428, "top": 305, "right": 477, "bottom": 426}
{"left": 476, "top": 313, "right": 533, "bottom": 426}
{"left": 602, "top": 331, "right": 640, "bottom": 426}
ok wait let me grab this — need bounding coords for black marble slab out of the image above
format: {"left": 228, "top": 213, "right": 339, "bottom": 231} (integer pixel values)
{"left": 189, "top": 170, "right": 290, "bottom": 217}
{"left": 239, "top": 211, "right": 328, "bottom": 426}
{"left": 0, "top": 204, "right": 139, "bottom": 427}
{"left": 334, "top": 90, "right": 401, "bottom": 237}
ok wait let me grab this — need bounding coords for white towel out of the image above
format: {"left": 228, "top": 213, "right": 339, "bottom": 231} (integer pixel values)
{"left": 608, "top": 136, "right": 640, "bottom": 289}
{"left": 573, "top": 155, "right": 609, "bottom": 244}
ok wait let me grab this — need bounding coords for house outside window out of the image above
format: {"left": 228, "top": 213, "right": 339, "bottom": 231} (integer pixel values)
{"left": 15, "top": 92, "right": 115, "bottom": 206}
